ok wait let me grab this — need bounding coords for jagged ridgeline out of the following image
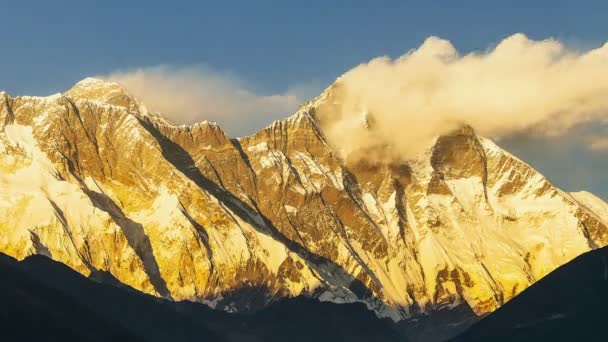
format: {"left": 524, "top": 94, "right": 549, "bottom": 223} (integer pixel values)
{"left": 1, "top": 78, "right": 607, "bottom": 341}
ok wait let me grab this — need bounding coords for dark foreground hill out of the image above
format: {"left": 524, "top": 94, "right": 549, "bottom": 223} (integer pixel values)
{"left": 0, "top": 252, "right": 403, "bottom": 342}
{"left": 451, "top": 246, "right": 608, "bottom": 342}
{"left": 0, "top": 253, "right": 142, "bottom": 341}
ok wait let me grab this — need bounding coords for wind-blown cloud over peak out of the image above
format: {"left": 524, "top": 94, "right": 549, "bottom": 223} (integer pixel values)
{"left": 318, "top": 33, "right": 608, "bottom": 163}
{"left": 102, "top": 65, "right": 314, "bottom": 137}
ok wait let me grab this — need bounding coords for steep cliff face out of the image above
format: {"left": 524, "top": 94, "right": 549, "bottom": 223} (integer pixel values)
{"left": 1, "top": 78, "right": 607, "bottom": 325}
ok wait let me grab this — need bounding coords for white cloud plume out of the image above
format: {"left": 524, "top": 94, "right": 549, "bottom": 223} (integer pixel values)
{"left": 317, "top": 33, "right": 608, "bottom": 163}
{"left": 588, "top": 136, "right": 608, "bottom": 151}
{"left": 103, "top": 65, "right": 312, "bottom": 136}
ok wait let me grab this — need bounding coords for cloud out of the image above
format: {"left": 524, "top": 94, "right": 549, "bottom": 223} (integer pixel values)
{"left": 316, "top": 33, "right": 608, "bottom": 163}
{"left": 587, "top": 136, "right": 608, "bottom": 151}
{"left": 103, "top": 65, "right": 316, "bottom": 136}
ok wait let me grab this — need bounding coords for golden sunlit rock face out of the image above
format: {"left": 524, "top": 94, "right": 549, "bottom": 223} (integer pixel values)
{"left": 1, "top": 78, "right": 607, "bottom": 321}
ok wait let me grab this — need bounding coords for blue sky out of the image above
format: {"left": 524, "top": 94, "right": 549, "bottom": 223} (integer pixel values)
{"left": 3, "top": 0, "right": 607, "bottom": 96}
{"left": 1, "top": 0, "right": 607, "bottom": 199}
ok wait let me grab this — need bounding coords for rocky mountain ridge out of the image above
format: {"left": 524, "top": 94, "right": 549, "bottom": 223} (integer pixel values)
{"left": 1, "top": 77, "right": 607, "bottom": 340}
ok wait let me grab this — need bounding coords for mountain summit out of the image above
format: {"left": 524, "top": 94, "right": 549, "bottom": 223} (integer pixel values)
{"left": 1, "top": 79, "right": 607, "bottom": 341}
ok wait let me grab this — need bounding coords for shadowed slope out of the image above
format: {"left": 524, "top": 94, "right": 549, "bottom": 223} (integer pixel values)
{"left": 451, "top": 246, "right": 608, "bottom": 342}
{"left": 0, "top": 254, "right": 143, "bottom": 342}
{"left": 1, "top": 252, "right": 405, "bottom": 342}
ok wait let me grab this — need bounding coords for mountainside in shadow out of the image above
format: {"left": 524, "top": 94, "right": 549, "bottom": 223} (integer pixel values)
{"left": 451, "top": 246, "right": 608, "bottom": 341}
{"left": 0, "top": 252, "right": 403, "bottom": 342}
{"left": 0, "top": 253, "right": 143, "bottom": 342}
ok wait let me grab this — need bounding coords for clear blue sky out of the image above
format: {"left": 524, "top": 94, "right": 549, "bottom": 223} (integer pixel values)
{"left": 1, "top": 0, "right": 607, "bottom": 199}
{"left": 3, "top": 0, "right": 607, "bottom": 96}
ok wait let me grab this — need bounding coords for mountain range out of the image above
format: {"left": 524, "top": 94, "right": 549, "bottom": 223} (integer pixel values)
{"left": 1, "top": 77, "right": 607, "bottom": 341}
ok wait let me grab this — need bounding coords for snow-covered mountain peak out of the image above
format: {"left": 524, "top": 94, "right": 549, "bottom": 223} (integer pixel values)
{"left": 69, "top": 77, "right": 124, "bottom": 93}
{"left": 65, "top": 77, "right": 136, "bottom": 108}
